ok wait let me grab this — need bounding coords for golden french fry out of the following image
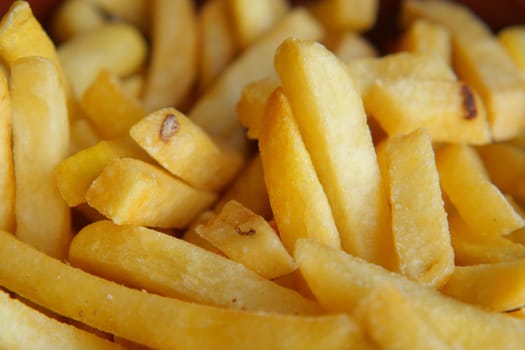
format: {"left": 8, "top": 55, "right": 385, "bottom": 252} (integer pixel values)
{"left": 196, "top": 200, "right": 296, "bottom": 279}
{"left": 259, "top": 88, "right": 341, "bottom": 252}
{"left": 436, "top": 144, "right": 524, "bottom": 236}
{"left": 397, "top": 19, "right": 451, "bottom": 64}
{"left": 227, "top": 0, "right": 288, "bottom": 48}
{"left": 86, "top": 157, "right": 216, "bottom": 228}
{"left": 70, "top": 220, "right": 318, "bottom": 314}
{"left": 182, "top": 210, "right": 224, "bottom": 254}
{"left": 142, "top": 0, "right": 197, "bottom": 111}
{"left": 448, "top": 210, "right": 525, "bottom": 265}
{"left": 346, "top": 52, "right": 456, "bottom": 97}
{"left": 383, "top": 129, "right": 454, "bottom": 287}
{"left": 0, "top": 230, "right": 359, "bottom": 350}
{"left": 214, "top": 153, "right": 272, "bottom": 219}
{"left": 0, "top": 289, "right": 123, "bottom": 350}
{"left": 477, "top": 143, "right": 525, "bottom": 204}
{"left": 56, "top": 137, "right": 151, "bottom": 207}
{"left": 190, "top": 8, "right": 324, "bottom": 150}
{"left": 354, "top": 285, "right": 453, "bottom": 350}
{"left": 499, "top": 26, "right": 525, "bottom": 74}
{"left": 58, "top": 22, "right": 147, "bottom": 98}
{"left": 81, "top": 70, "right": 145, "bottom": 139}
{"left": 365, "top": 79, "right": 491, "bottom": 144}
{"left": 130, "top": 107, "right": 243, "bottom": 192}
{"left": 275, "top": 38, "right": 393, "bottom": 267}
{"left": 10, "top": 56, "right": 71, "bottom": 259}
{"left": 0, "top": 71, "right": 14, "bottom": 232}
{"left": 309, "top": 0, "right": 378, "bottom": 32}
{"left": 325, "top": 31, "right": 377, "bottom": 63}
{"left": 49, "top": 0, "right": 105, "bottom": 43}
{"left": 402, "top": 0, "right": 525, "bottom": 141}
{"left": 198, "top": 0, "right": 237, "bottom": 91}
{"left": 237, "top": 77, "right": 279, "bottom": 139}
{"left": 441, "top": 258, "right": 525, "bottom": 312}
{"left": 295, "top": 238, "right": 525, "bottom": 349}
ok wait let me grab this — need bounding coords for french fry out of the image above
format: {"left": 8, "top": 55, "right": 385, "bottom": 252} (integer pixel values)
{"left": 499, "top": 26, "right": 525, "bottom": 74}
{"left": 130, "top": 107, "right": 243, "bottom": 192}
{"left": 227, "top": 0, "right": 288, "bottom": 48}
{"left": 86, "top": 158, "right": 216, "bottom": 228}
{"left": 120, "top": 73, "right": 144, "bottom": 99}
{"left": 354, "top": 285, "right": 453, "bottom": 350}
{"left": 195, "top": 200, "right": 296, "bottom": 279}
{"left": 0, "top": 289, "right": 123, "bottom": 350}
{"left": 365, "top": 79, "right": 491, "bottom": 144}
{"left": 441, "top": 258, "right": 525, "bottom": 312}
{"left": 397, "top": 19, "right": 451, "bottom": 64}
{"left": 214, "top": 153, "right": 272, "bottom": 219}
{"left": 81, "top": 70, "right": 145, "bottom": 139}
{"left": 275, "top": 38, "right": 394, "bottom": 267}
{"left": 325, "top": 31, "right": 377, "bottom": 63}
{"left": 346, "top": 51, "right": 456, "bottom": 100}
{"left": 49, "top": 0, "right": 105, "bottom": 43}
{"left": 435, "top": 144, "right": 524, "bottom": 236}
{"left": 258, "top": 88, "right": 341, "bottom": 252}
{"left": 142, "top": 0, "right": 197, "bottom": 111}
{"left": 58, "top": 22, "right": 147, "bottom": 98}
{"left": 237, "top": 77, "right": 279, "bottom": 139}
{"left": 383, "top": 129, "right": 454, "bottom": 287}
{"left": 68, "top": 118, "right": 100, "bottom": 155}
{"left": 85, "top": 0, "right": 150, "bottom": 34}
{"left": 309, "top": 0, "right": 378, "bottom": 33}
{"left": 182, "top": 210, "right": 223, "bottom": 254}
{"left": 0, "top": 71, "right": 14, "bottom": 232}
{"left": 56, "top": 137, "right": 151, "bottom": 207}
{"left": 189, "top": 8, "right": 324, "bottom": 150}
{"left": 10, "top": 56, "right": 71, "bottom": 259}
{"left": 198, "top": 0, "right": 237, "bottom": 91}
{"left": 0, "top": 230, "right": 359, "bottom": 350}
{"left": 477, "top": 143, "right": 525, "bottom": 204}
{"left": 448, "top": 210, "right": 525, "bottom": 265}
{"left": 295, "top": 238, "right": 525, "bottom": 349}
{"left": 70, "top": 220, "right": 317, "bottom": 314}
{"left": 402, "top": 0, "right": 525, "bottom": 141}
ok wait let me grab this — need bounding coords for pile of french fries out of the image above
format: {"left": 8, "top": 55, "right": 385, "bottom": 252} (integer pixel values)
{"left": 2, "top": 0, "right": 525, "bottom": 348}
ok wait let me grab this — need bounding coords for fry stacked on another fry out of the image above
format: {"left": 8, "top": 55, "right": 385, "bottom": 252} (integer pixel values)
{"left": 1, "top": 0, "right": 525, "bottom": 349}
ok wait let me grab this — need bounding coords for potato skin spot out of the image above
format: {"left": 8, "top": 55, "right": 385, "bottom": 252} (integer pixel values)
{"left": 160, "top": 113, "right": 179, "bottom": 142}
{"left": 461, "top": 84, "right": 477, "bottom": 120}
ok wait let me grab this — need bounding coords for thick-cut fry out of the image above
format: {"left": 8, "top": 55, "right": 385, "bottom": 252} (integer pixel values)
{"left": 142, "top": 0, "right": 197, "bottom": 111}
{"left": 397, "top": 19, "right": 451, "bottom": 64}
{"left": 214, "top": 154, "right": 272, "bottom": 219}
{"left": 365, "top": 79, "right": 491, "bottom": 144}
{"left": 10, "top": 56, "right": 71, "bottom": 259}
{"left": 295, "top": 238, "right": 525, "bottom": 349}
{"left": 70, "top": 220, "right": 316, "bottom": 314}
{"left": 198, "top": 0, "right": 237, "bottom": 91}
{"left": 477, "top": 143, "right": 525, "bottom": 204}
{"left": 402, "top": 0, "right": 525, "bottom": 141}
{"left": 309, "top": 0, "right": 378, "bottom": 32}
{"left": 58, "top": 22, "right": 147, "bottom": 98}
{"left": 448, "top": 211, "right": 525, "bottom": 265}
{"left": 130, "top": 107, "right": 243, "bottom": 192}
{"left": 275, "top": 38, "right": 393, "bottom": 267}
{"left": 0, "top": 289, "right": 123, "bottom": 350}
{"left": 196, "top": 200, "right": 296, "bottom": 279}
{"left": 227, "top": 0, "right": 288, "bottom": 48}
{"left": 436, "top": 144, "right": 524, "bottom": 236}
{"left": 499, "top": 26, "right": 525, "bottom": 74}
{"left": 86, "top": 157, "right": 216, "bottom": 228}
{"left": 49, "top": 0, "right": 105, "bottom": 43}
{"left": 183, "top": 210, "right": 223, "bottom": 254}
{"left": 354, "top": 285, "right": 453, "bottom": 350}
{"left": 346, "top": 52, "right": 456, "bottom": 97}
{"left": 0, "top": 71, "right": 14, "bottom": 232}
{"left": 81, "top": 70, "right": 145, "bottom": 139}
{"left": 237, "top": 77, "right": 279, "bottom": 139}
{"left": 190, "top": 8, "right": 324, "bottom": 150}
{"left": 383, "top": 129, "right": 454, "bottom": 287}
{"left": 0, "top": 230, "right": 359, "bottom": 350}
{"left": 258, "top": 88, "right": 340, "bottom": 252}
{"left": 56, "top": 137, "right": 151, "bottom": 207}
{"left": 325, "top": 31, "right": 377, "bottom": 63}
{"left": 441, "top": 258, "right": 525, "bottom": 312}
